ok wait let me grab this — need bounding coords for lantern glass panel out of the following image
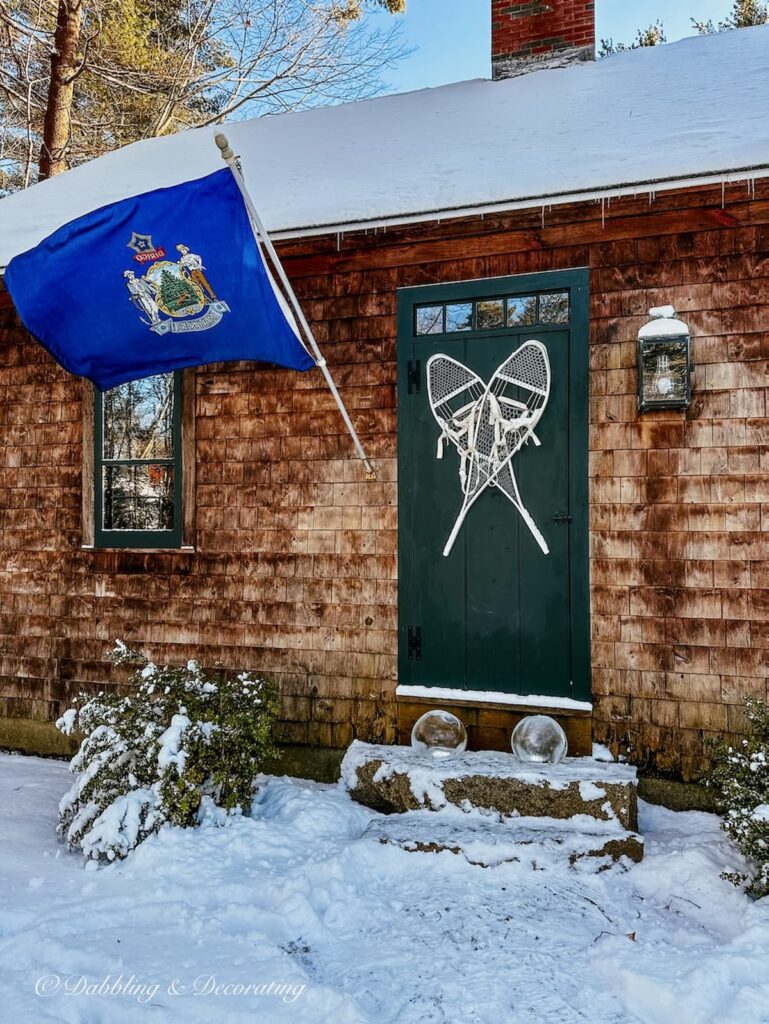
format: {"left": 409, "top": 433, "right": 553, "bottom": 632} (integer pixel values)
{"left": 639, "top": 338, "right": 690, "bottom": 410}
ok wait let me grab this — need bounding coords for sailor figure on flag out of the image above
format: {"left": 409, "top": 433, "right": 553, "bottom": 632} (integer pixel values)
{"left": 3, "top": 133, "right": 375, "bottom": 477}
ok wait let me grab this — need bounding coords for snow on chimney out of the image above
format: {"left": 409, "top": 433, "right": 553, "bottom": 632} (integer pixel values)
{"left": 492, "top": 1, "right": 595, "bottom": 80}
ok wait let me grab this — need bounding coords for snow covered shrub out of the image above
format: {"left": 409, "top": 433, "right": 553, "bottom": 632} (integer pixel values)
{"left": 56, "top": 642, "right": 279, "bottom": 862}
{"left": 709, "top": 697, "right": 769, "bottom": 898}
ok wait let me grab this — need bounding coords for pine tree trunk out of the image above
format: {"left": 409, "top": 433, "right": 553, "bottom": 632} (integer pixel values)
{"left": 38, "top": 0, "right": 83, "bottom": 180}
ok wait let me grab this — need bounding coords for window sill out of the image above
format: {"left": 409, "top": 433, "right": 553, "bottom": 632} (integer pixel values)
{"left": 81, "top": 545, "right": 196, "bottom": 553}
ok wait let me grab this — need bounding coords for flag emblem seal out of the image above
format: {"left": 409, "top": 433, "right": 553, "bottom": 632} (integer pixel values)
{"left": 123, "top": 236, "right": 230, "bottom": 336}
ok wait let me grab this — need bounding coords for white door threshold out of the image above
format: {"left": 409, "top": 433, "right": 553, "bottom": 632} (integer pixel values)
{"left": 396, "top": 684, "right": 592, "bottom": 714}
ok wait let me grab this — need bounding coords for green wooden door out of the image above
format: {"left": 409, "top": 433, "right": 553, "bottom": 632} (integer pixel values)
{"left": 397, "top": 271, "right": 590, "bottom": 702}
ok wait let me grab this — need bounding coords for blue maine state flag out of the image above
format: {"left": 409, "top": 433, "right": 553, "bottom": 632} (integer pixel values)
{"left": 4, "top": 168, "right": 315, "bottom": 390}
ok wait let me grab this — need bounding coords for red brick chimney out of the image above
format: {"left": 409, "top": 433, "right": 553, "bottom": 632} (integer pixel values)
{"left": 492, "top": 1, "right": 595, "bottom": 80}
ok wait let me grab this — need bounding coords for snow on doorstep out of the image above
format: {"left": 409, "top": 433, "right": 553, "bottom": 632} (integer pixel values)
{"left": 396, "top": 684, "right": 592, "bottom": 712}
{"left": 365, "top": 808, "right": 642, "bottom": 868}
{"left": 579, "top": 781, "right": 607, "bottom": 802}
{"left": 341, "top": 740, "right": 636, "bottom": 792}
{"left": 2, "top": 26, "right": 769, "bottom": 267}
{"left": 592, "top": 742, "right": 615, "bottom": 762}
{"left": 2, "top": 753, "right": 769, "bottom": 1024}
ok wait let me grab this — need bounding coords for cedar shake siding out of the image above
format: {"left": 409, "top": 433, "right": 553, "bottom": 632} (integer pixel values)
{"left": 1, "top": 178, "right": 769, "bottom": 779}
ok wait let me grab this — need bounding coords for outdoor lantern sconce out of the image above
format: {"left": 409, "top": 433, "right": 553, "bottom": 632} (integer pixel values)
{"left": 637, "top": 305, "right": 692, "bottom": 412}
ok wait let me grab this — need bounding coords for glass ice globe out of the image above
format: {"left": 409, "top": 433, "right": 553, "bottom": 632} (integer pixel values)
{"left": 411, "top": 710, "right": 467, "bottom": 759}
{"left": 511, "top": 715, "right": 568, "bottom": 764}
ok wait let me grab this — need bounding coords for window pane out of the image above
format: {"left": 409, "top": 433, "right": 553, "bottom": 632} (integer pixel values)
{"left": 476, "top": 298, "right": 505, "bottom": 331}
{"left": 507, "top": 296, "right": 537, "bottom": 326}
{"left": 415, "top": 305, "right": 444, "bottom": 335}
{"left": 445, "top": 302, "right": 473, "bottom": 333}
{"left": 103, "top": 465, "right": 174, "bottom": 531}
{"left": 103, "top": 374, "right": 174, "bottom": 460}
{"left": 539, "top": 291, "right": 570, "bottom": 324}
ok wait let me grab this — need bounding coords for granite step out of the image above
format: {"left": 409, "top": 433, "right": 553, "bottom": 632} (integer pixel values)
{"left": 341, "top": 741, "right": 639, "bottom": 834}
{"left": 365, "top": 812, "right": 644, "bottom": 868}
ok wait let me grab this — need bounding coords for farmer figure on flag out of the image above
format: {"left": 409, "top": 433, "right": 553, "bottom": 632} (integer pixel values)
{"left": 176, "top": 244, "right": 218, "bottom": 302}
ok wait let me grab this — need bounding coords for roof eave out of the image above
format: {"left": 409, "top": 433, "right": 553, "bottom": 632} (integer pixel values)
{"left": 1, "top": 162, "right": 767, "bottom": 276}
{"left": 269, "top": 163, "right": 769, "bottom": 241}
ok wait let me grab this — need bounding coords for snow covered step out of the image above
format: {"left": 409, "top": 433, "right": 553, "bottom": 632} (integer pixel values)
{"left": 342, "top": 741, "right": 638, "bottom": 831}
{"left": 365, "top": 812, "right": 643, "bottom": 868}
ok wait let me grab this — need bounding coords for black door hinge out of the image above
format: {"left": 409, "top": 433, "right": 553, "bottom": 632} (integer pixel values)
{"left": 407, "top": 625, "right": 422, "bottom": 661}
{"left": 552, "top": 512, "right": 573, "bottom": 523}
{"left": 407, "top": 359, "right": 421, "bottom": 395}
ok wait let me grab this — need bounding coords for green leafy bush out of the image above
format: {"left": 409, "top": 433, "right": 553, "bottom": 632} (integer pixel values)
{"left": 709, "top": 697, "right": 769, "bottom": 898}
{"left": 56, "top": 642, "right": 279, "bottom": 862}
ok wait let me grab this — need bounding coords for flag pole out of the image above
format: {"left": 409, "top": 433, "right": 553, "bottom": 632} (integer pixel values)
{"left": 214, "top": 132, "right": 376, "bottom": 481}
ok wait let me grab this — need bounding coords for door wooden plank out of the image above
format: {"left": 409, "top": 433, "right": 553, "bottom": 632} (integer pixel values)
{"left": 408, "top": 337, "right": 468, "bottom": 690}
{"left": 517, "top": 329, "right": 571, "bottom": 698}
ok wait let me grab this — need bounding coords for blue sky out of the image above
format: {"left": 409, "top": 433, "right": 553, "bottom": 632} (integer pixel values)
{"left": 370, "top": 1, "right": 739, "bottom": 92}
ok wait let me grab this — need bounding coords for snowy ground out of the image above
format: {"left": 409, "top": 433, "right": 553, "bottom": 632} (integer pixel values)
{"left": 1, "top": 753, "right": 768, "bottom": 1024}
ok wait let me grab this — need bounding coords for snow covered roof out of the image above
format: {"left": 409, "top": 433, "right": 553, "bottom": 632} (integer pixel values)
{"left": 1, "top": 25, "right": 769, "bottom": 269}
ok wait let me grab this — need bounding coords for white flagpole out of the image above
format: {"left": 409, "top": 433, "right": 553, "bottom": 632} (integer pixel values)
{"left": 214, "top": 132, "right": 376, "bottom": 481}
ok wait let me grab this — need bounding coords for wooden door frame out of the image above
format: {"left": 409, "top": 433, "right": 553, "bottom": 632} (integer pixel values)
{"left": 396, "top": 268, "right": 591, "bottom": 703}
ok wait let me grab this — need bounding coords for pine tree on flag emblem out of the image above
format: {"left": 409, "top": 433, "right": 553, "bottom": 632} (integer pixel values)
{"left": 158, "top": 267, "right": 199, "bottom": 315}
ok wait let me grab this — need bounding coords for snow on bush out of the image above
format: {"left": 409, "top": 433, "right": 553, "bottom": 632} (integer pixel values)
{"left": 56, "top": 642, "right": 278, "bottom": 862}
{"left": 710, "top": 697, "right": 769, "bottom": 898}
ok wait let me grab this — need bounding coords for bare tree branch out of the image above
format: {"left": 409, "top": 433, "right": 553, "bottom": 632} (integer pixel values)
{"left": 0, "top": 0, "right": 407, "bottom": 193}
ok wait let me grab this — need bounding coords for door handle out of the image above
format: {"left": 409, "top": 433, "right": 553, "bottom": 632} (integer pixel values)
{"left": 552, "top": 512, "right": 572, "bottom": 523}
